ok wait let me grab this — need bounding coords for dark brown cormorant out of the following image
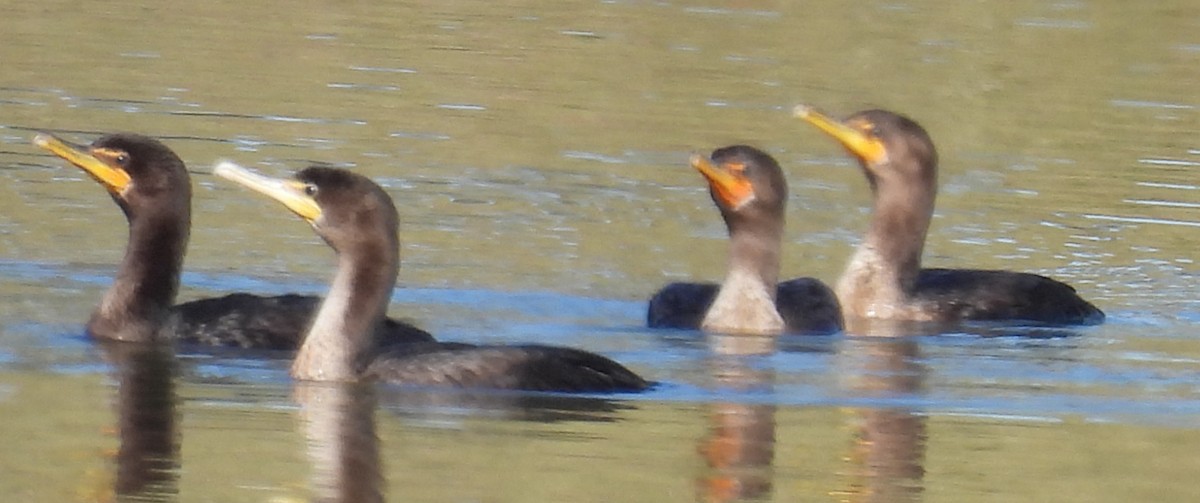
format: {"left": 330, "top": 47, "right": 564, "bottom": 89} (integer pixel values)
{"left": 214, "top": 162, "right": 648, "bottom": 392}
{"left": 34, "top": 132, "right": 433, "bottom": 347}
{"left": 647, "top": 146, "right": 843, "bottom": 335}
{"left": 794, "top": 106, "right": 1104, "bottom": 325}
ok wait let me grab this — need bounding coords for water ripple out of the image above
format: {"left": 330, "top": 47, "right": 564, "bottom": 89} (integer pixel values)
{"left": 682, "top": 6, "right": 780, "bottom": 17}
{"left": 169, "top": 110, "right": 366, "bottom": 125}
{"left": 435, "top": 103, "right": 487, "bottom": 111}
{"left": 1110, "top": 99, "right": 1195, "bottom": 110}
{"left": 348, "top": 65, "right": 417, "bottom": 74}
{"left": 1137, "top": 181, "right": 1198, "bottom": 191}
{"left": 562, "top": 150, "right": 628, "bottom": 164}
{"left": 1124, "top": 199, "right": 1200, "bottom": 209}
{"left": 1015, "top": 18, "right": 1091, "bottom": 29}
{"left": 1083, "top": 213, "right": 1200, "bottom": 228}
{"left": 1138, "top": 158, "right": 1200, "bottom": 167}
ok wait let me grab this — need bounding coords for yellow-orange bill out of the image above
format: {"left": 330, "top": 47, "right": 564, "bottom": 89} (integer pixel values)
{"left": 213, "top": 161, "right": 322, "bottom": 222}
{"left": 793, "top": 105, "right": 888, "bottom": 165}
{"left": 34, "top": 133, "right": 133, "bottom": 193}
{"left": 690, "top": 153, "right": 755, "bottom": 209}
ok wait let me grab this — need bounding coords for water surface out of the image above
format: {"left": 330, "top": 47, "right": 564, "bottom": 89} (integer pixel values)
{"left": 1, "top": 0, "right": 1198, "bottom": 501}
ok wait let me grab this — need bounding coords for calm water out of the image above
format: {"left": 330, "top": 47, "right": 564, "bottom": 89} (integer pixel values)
{"left": 1, "top": 0, "right": 1198, "bottom": 501}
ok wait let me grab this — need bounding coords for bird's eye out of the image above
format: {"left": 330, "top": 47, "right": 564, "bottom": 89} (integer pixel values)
{"left": 303, "top": 184, "right": 318, "bottom": 196}
{"left": 115, "top": 153, "right": 130, "bottom": 165}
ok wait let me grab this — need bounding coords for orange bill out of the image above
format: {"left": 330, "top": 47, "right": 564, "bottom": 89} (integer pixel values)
{"left": 691, "top": 154, "right": 755, "bottom": 209}
{"left": 793, "top": 105, "right": 888, "bottom": 166}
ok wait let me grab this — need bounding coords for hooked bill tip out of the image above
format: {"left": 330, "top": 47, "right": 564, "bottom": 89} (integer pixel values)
{"left": 32, "top": 133, "right": 52, "bottom": 148}
{"left": 791, "top": 104, "right": 814, "bottom": 118}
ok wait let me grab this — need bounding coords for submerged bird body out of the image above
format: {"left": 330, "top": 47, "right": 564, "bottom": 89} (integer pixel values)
{"left": 649, "top": 279, "right": 841, "bottom": 334}
{"left": 171, "top": 293, "right": 432, "bottom": 349}
{"left": 367, "top": 343, "right": 647, "bottom": 392}
{"left": 647, "top": 146, "right": 842, "bottom": 335}
{"left": 215, "top": 163, "right": 648, "bottom": 393}
{"left": 35, "top": 133, "right": 432, "bottom": 347}
{"left": 908, "top": 268, "right": 1103, "bottom": 323}
{"left": 795, "top": 107, "right": 1103, "bottom": 325}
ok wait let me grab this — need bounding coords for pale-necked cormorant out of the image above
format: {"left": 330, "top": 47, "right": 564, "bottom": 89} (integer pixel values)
{"left": 794, "top": 106, "right": 1104, "bottom": 325}
{"left": 214, "top": 162, "right": 648, "bottom": 392}
{"left": 647, "top": 146, "right": 842, "bottom": 335}
{"left": 34, "top": 132, "right": 433, "bottom": 347}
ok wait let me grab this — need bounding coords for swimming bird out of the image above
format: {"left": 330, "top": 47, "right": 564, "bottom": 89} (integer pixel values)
{"left": 647, "top": 146, "right": 842, "bottom": 335}
{"left": 794, "top": 106, "right": 1104, "bottom": 325}
{"left": 214, "top": 162, "right": 648, "bottom": 392}
{"left": 34, "top": 132, "right": 433, "bottom": 347}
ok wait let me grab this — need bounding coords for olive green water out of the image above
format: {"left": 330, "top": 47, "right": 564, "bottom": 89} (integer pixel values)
{"left": 1, "top": 0, "right": 1198, "bottom": 501}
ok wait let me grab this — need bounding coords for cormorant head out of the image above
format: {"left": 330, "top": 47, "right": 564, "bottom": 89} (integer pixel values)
{"left": 794, "top": 106, "right": 938, "bottom": 196}
{"left": 691, "top": 144, "right": 788, "bottom": 234}
{"left": 34, "top": 132, "right": 192, "bottom": 221}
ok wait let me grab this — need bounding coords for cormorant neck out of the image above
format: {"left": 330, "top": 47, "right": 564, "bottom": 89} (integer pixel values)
{"left": 293, "top": 240, "right": 398, "bottom": 381}
{"left": 90, "top": 208, "right": 190, "bottom": 342}
{"left": 702, "top": 215, "right": 785, "bottom": 335}
{"left": 838, "top": 175, "right": 935, "bottom": 318}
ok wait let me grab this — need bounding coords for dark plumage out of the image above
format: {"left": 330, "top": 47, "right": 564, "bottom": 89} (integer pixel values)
{"left": 911, "top": 268, "right": 1103, "bottom": 323}
{"left": 172, "top": 293, "right": 432, "bottom": 349}
{"left": 795, "top": 106, "right": 1104, "bottom": 326}
{"left": 648, "top": 279, "right": 842, "bottom": 334}
{"left": 368, "top": 343, "right": 647, "bottom": 392}
{"left": 215, "top": 162, "right": 648, "bottom": 393}
{"left": 648, "top": 145, "right": 843, "bottom": 335}
{"left": 34, "top": 132, "right": 432, "bottom": 347}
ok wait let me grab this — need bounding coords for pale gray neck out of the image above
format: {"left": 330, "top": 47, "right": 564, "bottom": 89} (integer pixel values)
{"left": 838, "top": 182, "right": 934, "bottom": 318}
{"left": 701, "top": 223, "right": 785, "bottom": 335}
{"left": 91, "top": 210, "right": 189, "bottom": 342}
{"left": 292, "top": 245, "right": 398, "bottom": 381}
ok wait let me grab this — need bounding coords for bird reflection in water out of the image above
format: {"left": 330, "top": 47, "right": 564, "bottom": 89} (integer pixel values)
{"left": 833, "top": 320, "right": 929, "bottom": 503}
{"left": 696, "top": 334, "right": 779, "bottom": 503}
{"left": 292, "top": 383, "right": 638, "bottom": 502}
{"left": 91, "top": 341, "right": 180, "bottom": 502}
{"left": 294, "top": 381, "right": 384, "bottom": 503}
